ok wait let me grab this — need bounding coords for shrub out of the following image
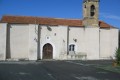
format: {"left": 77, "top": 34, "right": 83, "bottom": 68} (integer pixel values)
{"left": 115, "top": 48, "right": 120, "bottom": 65}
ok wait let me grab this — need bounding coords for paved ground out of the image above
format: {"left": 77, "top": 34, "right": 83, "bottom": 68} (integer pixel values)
{"left": 0, "top": 60, "right": 120, "bottom": 80}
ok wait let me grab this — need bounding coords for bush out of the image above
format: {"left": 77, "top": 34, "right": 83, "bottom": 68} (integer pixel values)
{"left": 115, "top": 48, "right": 120, "bottom": 65}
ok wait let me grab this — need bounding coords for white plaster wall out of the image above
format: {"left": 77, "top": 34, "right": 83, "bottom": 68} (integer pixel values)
{"left": 110, "top": 28, "right": 119, "bottom": 58}
{"left": 40, "top": 25, "right": 67, "bottom": 59}
{"left": 0, "top": 23, "right": 7, "bottom": 60}
{"left": 9, "top": 24, "right": 29, "bottom": 59}
{"left": 100, "top": 28, "right": 119, "bottom": 59}
{"left": 29, "top": 24, "right": 38, "bottom": 60}
{"left": 85, "top": 27, "right": 99, "bottom": 60}
{"left": 100, "top": 29, "right": 111, "bottom": 58}
{"left": 58, "top": 26, "right": 68, "bottom": 59}
{"left": 68, "top": 27, "right": 100, "bottom": 60}
{"left": 69, "top": 27, "right": 85, "bottom": 53}
{"left": 1, "top": 23, "right": 117, "bottom": 61}
{"left": 40, "top": 25, "right": 57, "bottom": 59}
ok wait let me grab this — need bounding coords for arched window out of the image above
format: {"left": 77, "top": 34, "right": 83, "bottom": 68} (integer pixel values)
{"left": 90, "top": 5, "right": 95, "bottom": 17}
{"left": 69, "top": 44, "right": 75, "bottom": 51}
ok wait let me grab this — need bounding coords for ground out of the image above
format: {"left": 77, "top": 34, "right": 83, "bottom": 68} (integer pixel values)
{"left": 0, "top": 60, "right": 120, "bottom": 80}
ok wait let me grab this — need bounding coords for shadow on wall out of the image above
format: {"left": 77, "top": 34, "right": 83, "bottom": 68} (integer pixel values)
{"left": 6, "top": 24, "right": 11, "bottom": 59}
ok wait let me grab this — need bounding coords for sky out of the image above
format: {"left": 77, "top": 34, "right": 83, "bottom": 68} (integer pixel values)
{"left": 0, "top": 0, "right": 120, "bottom": 28}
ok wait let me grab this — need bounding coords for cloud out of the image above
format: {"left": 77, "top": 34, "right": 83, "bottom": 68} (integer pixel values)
{"left": 100, "top": 13, "right": 120, "bottom": 21}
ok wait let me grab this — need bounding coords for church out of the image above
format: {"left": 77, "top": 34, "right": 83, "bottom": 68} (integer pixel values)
{"left": 0, "top": 0, "right": 119, "bottom": 61}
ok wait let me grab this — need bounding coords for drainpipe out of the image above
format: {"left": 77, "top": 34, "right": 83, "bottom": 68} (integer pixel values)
{"left": 37, "top": 24, "right": 41, "bottom": 60}
{"left": 99, "top": 28, "right": 101, "bottom": 59}
{"left": 6, "top": 24, "right": 11, "bottom": 59}
{"left": 67, "top": 26, "right": 69, "bottom": 55}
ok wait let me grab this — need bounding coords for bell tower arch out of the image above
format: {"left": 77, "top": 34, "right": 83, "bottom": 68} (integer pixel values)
{"left": 83, "top": 0, "right": 100, "bottom": 27}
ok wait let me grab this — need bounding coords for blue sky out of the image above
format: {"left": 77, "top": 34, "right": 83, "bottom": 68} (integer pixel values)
{"left": 0, "top": 0, "right": 120, "bottom": 28}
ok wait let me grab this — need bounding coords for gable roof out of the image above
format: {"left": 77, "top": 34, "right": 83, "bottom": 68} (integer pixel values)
{"left": 0, "top": 15, "right": 115, "bottom": 28}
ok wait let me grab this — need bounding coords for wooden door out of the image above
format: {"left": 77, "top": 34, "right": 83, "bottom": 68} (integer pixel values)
{"left": 43, "top": 43, "right": 53, "bottom": 59}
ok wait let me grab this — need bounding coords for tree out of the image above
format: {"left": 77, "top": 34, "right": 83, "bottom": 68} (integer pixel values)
{"left": 115, "top": 48, "right": 120, "bottom": 65}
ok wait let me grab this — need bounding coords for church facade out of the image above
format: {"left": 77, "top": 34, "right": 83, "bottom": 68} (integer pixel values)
{"left": 0, "top": 0, "right": 119, "bottom": 61}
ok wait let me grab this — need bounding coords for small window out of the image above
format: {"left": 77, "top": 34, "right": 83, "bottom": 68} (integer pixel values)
{"left": 90, "top": 5, "right": 95, "bottom": 17}
{"left": 84, "top": 5, "right": 86, "bottom": 8}
{"left": 69, "top": 44, "right": 75, "bottom": 51}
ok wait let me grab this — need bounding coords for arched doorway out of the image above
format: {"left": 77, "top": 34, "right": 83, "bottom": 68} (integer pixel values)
{"left": 43, "top": 43, "right": 53, "bottom": 59}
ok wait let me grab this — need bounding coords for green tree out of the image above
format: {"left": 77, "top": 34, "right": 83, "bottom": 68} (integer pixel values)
{"left": 115, "top": 48, "right": 120, "bottom": 65}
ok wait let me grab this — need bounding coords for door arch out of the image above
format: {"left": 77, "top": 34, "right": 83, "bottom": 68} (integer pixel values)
{"left": 43, "top": 43, "right": 53, "bottom": 59}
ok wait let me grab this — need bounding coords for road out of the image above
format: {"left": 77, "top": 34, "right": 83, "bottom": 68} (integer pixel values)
{"left": 0, "top": 60, "right": 119, "bottom": 80}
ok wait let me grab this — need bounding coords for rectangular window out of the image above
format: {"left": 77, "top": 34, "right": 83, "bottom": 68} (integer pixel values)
{"left": 69, "top": 44, "right": 75, "bottom": 51}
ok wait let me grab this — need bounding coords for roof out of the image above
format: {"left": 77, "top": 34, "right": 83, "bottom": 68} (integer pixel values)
{"left": 0, "top": 15, "right": 115, "bottom": 28}
{"left": 99, "top": 21, "right": 115, "bottom": 28}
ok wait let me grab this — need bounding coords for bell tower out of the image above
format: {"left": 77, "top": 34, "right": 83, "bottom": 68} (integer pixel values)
{"left": 83, "top": 0, "right": 99, "bottom": 27}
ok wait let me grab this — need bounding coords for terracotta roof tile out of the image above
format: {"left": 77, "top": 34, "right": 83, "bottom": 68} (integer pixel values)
{"left": 0, "top": 15, "right": 115, "bottom": 28}
{"left": 99, "top": 21, "right": 114, "bottom": 28}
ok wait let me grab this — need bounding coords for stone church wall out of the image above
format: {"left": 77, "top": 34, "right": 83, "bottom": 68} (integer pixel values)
{"left": 84, "top": 27, "right": 99, "bottom": 60}
{"left": 110, "top": 29, "right": 119, "bottom": 58}
{"left": 6, "top": 24, "right": 29, "bottom": 60}
{"left": 0, "top": 23, "right": 119, "bottom": 60}
{"left": 69, "top": 27, "right": 85, "bottom": 53}
{"left": 68, "top": 27, "right": 100, "bottom": 60}
{"left": 0, "top": 23, "right": 7, "bottom": 60}
{"left": 100, "top": 28, "right": 119, "bottom": 59}
{"left": 29, "top": 24, "right": 38, "bottom": 60}
{"left": 40, "top": 25, "right": 68, "bottom": 60}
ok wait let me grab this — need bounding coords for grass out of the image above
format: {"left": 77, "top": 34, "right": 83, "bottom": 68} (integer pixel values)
{"left": 96, "top": 65, "right": 120, "bottom": 74}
